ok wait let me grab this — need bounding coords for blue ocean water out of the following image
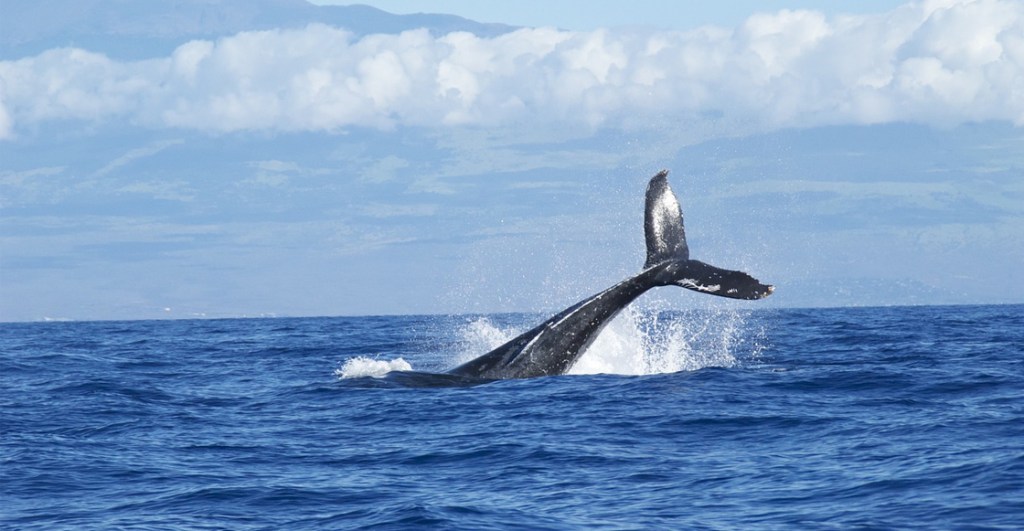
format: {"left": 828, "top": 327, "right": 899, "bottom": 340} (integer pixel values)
{"left": 2, "top": 304, "right": 1022, "bottom": 529}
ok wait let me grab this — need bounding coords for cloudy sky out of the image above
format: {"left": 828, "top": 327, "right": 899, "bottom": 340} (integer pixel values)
{"left": 1, "top": 0, "right": 1022, "bottom": 321}
{"left": 317, "top": 1, "right": 911, "bottom": 30}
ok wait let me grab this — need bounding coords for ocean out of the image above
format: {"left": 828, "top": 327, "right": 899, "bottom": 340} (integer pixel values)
{"left": 2, "top": 304, "right": 1022, "bottom": 529}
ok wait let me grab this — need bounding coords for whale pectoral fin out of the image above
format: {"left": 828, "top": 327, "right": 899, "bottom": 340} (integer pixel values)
{"left": 674, "top": 260, "right": 774, "bottom": 300}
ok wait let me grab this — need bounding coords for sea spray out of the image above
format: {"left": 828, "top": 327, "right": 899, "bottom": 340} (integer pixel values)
{"left": 451, "top": 316, "right": 524, "bottom": 367}
{"left": 442, "top": 305, "right": 761, "bottom": 377}
{"left": 570, "top": 305, "right": 750, "bottom": 375}
{"left": 568, "top": 307, "right": 648, "bottom": 375}
{"left": 335, "top": 306, "right": 764, "bottom": 379}
{"left": 335, "top": 356, "right": 412, "bottom": 378}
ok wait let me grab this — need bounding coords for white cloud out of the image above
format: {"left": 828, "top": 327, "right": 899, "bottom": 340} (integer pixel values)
{"left": 360, "top": 202, "right": 438, "bottom": 218}
{"left": 0, "top": 0, "right": 1021, "bottom": 138}
{"left": 359, "top": 155, "right": 409, "bottom": 183}
{"left": 0, "top": 165, "right": 66, "bottom": 207}
{"left": 94, "top": 139, "right": 184, "bottom": 176}
{"left": 0, "top": 83, "right": 12, "bottom": 139}
{"left": 116, "top": 181, "right": 196, "bottom": 202}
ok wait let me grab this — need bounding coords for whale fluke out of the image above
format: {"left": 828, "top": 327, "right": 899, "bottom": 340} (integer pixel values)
{"left": 448, "top": 170, "right": 773, "bottom": 379}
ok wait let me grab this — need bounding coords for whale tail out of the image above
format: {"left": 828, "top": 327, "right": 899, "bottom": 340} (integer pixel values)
{"left": 643, "top": 170, "right": 774, "bottom": 300}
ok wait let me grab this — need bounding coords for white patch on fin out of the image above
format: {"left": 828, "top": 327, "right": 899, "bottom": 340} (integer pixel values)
{"left": 679, "top": 279, "right": 720, "bottom": 293}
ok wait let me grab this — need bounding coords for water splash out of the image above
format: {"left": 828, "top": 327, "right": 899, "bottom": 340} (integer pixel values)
{"left": 570, "top": 305, "right": 753, "bottom": 376}
{"left": 335, "top": 356, "right": 412, "bottom": 379}
{"left": 450, "top": 316, "right": 524, "bottom": 367}
{"left": 448, "top": 306, "right": 764, "bottom": 377}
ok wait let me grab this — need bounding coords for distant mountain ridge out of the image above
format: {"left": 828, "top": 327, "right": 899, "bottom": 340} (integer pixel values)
{"left": 0, "top": 0, "right": 516, "bottom": 59}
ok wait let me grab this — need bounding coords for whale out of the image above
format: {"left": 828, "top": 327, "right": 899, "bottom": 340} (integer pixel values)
{"left": 448, "top": 170, "right": 774, "bottom": 380}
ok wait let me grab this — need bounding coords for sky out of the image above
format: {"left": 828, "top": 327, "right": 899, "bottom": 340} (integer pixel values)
{"left": 319, "top": 1, "right": 909, "bottom": 30}
{"left": 1, "top": 0, "right": 1023, "bottom": 321}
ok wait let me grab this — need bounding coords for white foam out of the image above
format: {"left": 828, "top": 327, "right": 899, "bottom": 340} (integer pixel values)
{"left": 335, "top": 356, "right": 413, "bottom": 379}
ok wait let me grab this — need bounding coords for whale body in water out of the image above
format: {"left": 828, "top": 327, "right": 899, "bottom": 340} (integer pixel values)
{"left": 448, "top": 170, "right": 774, "bottom": 379}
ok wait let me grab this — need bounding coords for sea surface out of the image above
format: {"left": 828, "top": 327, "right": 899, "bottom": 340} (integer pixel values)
{"left": 2, "top": 304, "right": 1022, "bottom": 529}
